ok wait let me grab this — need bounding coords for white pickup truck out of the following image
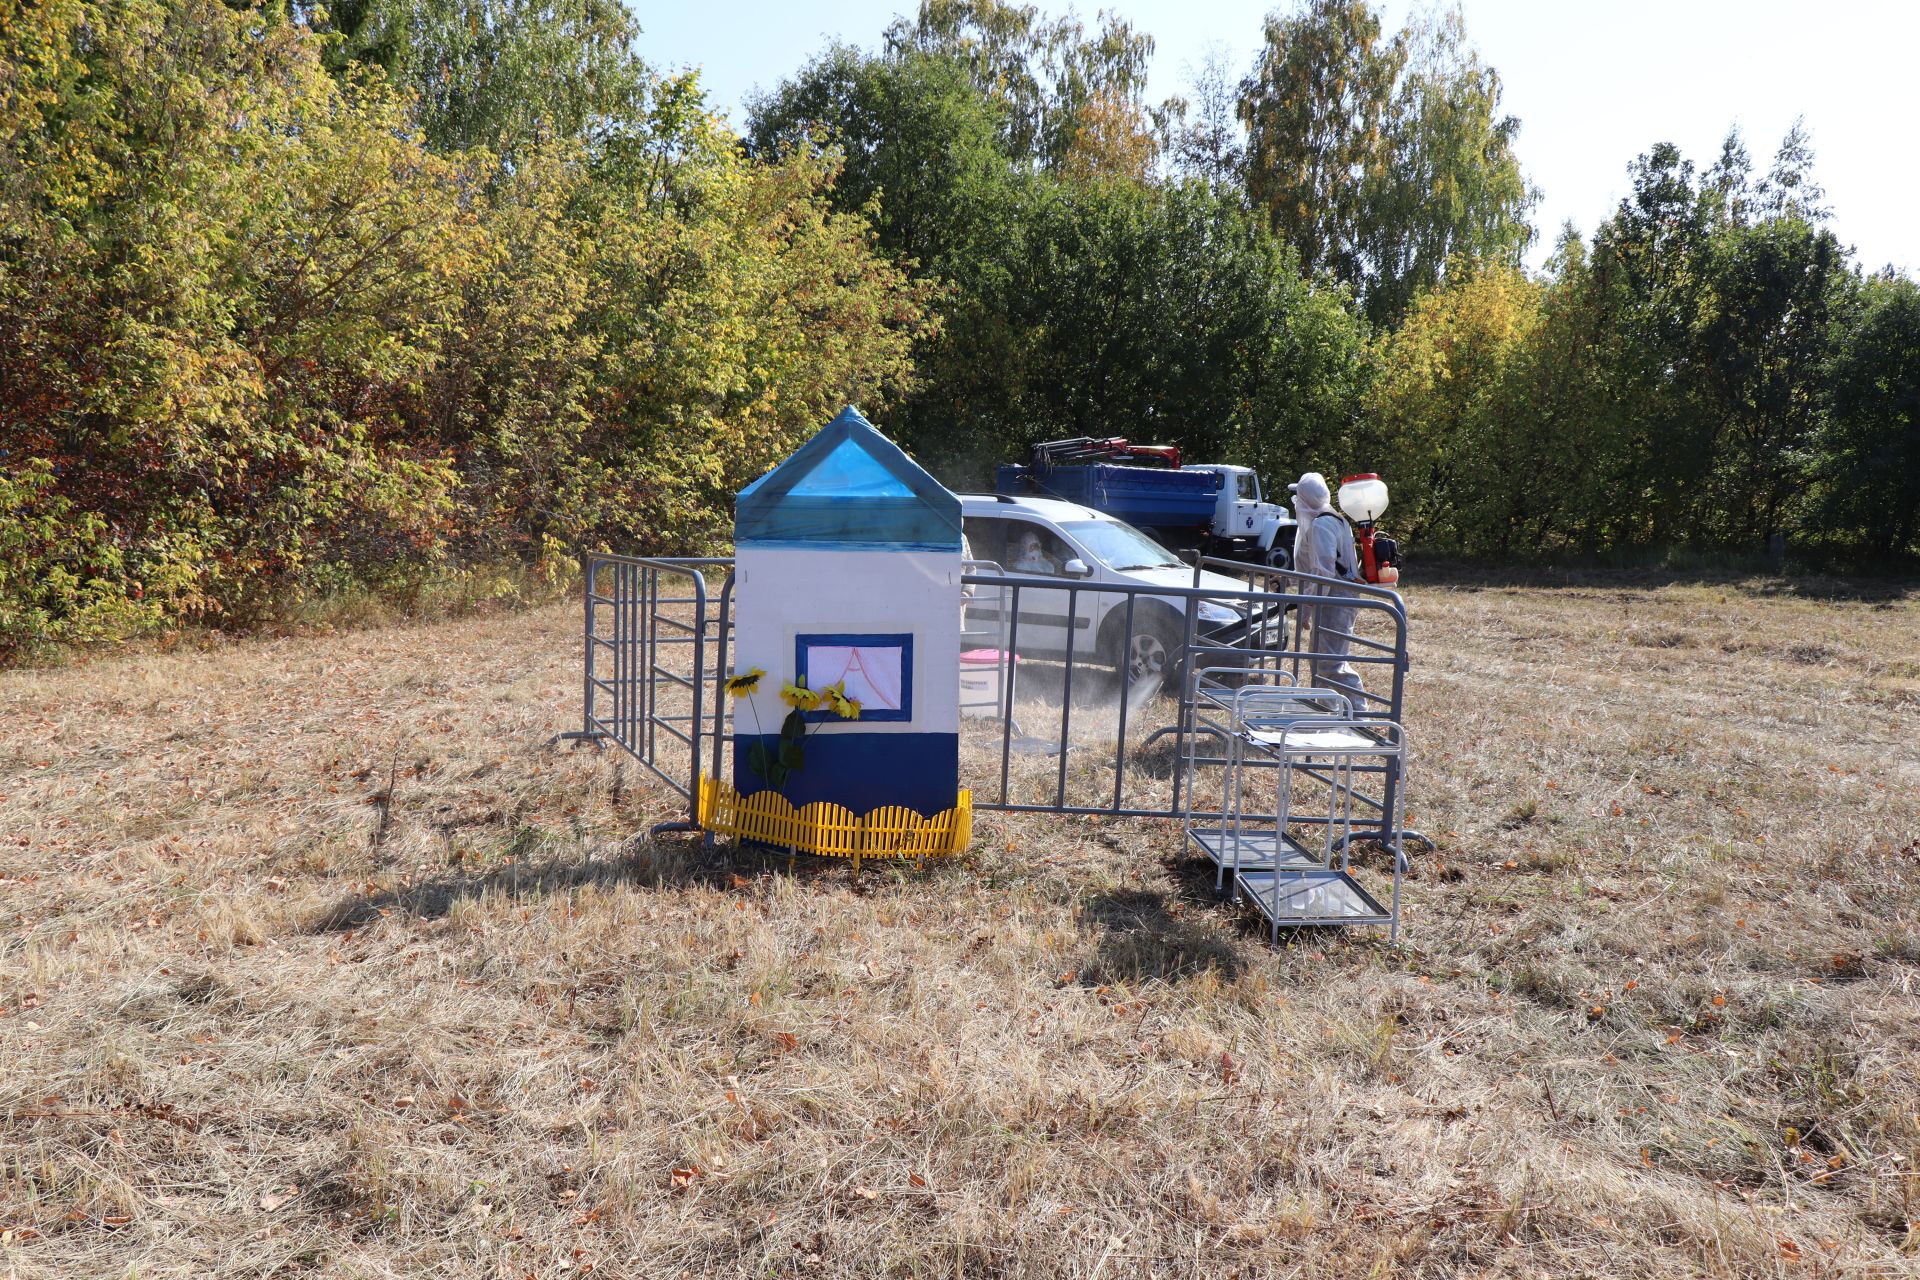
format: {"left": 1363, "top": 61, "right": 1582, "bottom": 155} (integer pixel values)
{"left": 960, "top": 492, "right": 1272, "bottom": 691}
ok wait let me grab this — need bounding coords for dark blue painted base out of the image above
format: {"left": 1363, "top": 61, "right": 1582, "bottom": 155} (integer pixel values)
{"left": 734, "top": 731, "right": 959, "bottom": 817}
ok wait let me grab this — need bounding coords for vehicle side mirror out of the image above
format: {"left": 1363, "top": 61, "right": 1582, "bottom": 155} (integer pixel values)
{"left": 1062, "top": 558, "right": 1093, "bottom": 578}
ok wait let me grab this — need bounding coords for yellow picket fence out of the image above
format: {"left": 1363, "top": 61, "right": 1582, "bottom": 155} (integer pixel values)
{"left": 696, "top": 777, "right": 972, "bottom": 863}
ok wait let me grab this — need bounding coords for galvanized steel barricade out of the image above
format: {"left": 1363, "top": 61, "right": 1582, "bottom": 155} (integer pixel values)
{"left": 577, "top": 553, "right": 1424, "bottom": 851}
{"left": 572, "top": 555, "right": 733, "bottom": 834}
{"left": 949, "top": 561, "right": 1423, "bottom": 854}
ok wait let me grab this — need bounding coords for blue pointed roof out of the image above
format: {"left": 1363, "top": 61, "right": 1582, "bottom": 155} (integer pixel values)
{"left": 736, "top": 407, "right": 962, "bottom": 551}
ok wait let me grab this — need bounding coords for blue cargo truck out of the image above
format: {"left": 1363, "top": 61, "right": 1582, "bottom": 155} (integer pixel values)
{"left": 995, "top": 438, "right": 1298, "bottom": 567}
{"left": 991, "top": 461, "right": 1221, "bottom": 530}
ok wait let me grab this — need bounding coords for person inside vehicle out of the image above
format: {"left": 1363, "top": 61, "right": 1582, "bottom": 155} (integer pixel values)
{"left": 1289, "top": 471, "right": 1366, "bottom": 707}
{"left": 1010, "top": 530, "right": 1058, "bottom": 575}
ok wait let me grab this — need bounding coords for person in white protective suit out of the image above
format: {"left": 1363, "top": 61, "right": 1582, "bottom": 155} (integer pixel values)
{"left": 1010, "top": 530, "right": 1057, "bottom": 575}
{"left": 1288, "top": 471, "right": 1366, "bottom": 708}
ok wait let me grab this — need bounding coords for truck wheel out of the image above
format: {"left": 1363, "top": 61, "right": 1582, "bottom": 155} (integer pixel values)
{"left": 1266, "top": 546, "right": 1292, "bottom": 572}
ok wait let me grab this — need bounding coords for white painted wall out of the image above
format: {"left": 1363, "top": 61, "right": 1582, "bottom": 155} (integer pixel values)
{"left": 732, "top": 545, "right": 962, "bottom": 738}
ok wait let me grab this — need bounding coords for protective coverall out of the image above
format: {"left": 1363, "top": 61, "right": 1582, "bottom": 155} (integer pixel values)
{"left": 1010, "top": 532, "right": 1056, "bottom": 575}
{"left": 1290, "top": 477, "right": 1366, "bottom": 709}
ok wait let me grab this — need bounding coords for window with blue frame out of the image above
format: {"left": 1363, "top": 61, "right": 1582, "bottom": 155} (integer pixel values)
{"left": 795, "top": 633, "right": 912, "bottom": 722}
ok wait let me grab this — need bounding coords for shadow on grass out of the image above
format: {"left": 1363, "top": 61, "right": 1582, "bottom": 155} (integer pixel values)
{"left": 308, "top": 832, "right": 722, "bottom": 932}
{"left": 1080, "top": 868, "right": 1248, "bottom": 984}
{"left": 308, "top": 831, "right": 965, "bottom": 932}
{"left": 1080, "top": 852, "right": 1390, "bottom": 981}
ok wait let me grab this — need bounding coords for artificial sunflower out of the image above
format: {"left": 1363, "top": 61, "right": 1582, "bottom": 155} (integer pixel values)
{"left": 820, "top": 682, "right": 864, "bottom": 720}
{"left": 725, "top": 666, "right": 766, "bottom": 697}
{"left": 778, "top": 678, "right": 821, "bottom": 712}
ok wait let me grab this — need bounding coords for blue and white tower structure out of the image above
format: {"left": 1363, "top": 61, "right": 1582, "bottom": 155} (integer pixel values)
{"left": 730, "top": 407, "right": 964, "bottom": 818}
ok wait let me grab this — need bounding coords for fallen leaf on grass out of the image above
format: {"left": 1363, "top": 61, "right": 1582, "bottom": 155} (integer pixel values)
{"left": 669, "top": 1166, "right": 701, "bottom": 1191}
{"left": 908, "top": 1173, "right": 928, "bottom": 1188}
{"left": 258, "top": 1185, "right": 299, "bottom": 1212}
{"left": 850, "top": 1185, "right": 879, "bottom": 1201}
{"left": 771, "top": 1031, "right": 798, "bottom": 1052}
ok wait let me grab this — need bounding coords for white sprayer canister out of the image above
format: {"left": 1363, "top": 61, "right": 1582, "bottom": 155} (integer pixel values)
{"left": 1338, "top": 473, "right": 1389, "bottom": 522}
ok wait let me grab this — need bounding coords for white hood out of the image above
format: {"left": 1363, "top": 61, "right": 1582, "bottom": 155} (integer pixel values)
{"left": 1123, "top": 564, "right": 1257, "bottom": 597}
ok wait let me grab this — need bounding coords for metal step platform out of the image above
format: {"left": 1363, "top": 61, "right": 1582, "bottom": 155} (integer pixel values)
{"left": 1234, "top": 868, "right": 1393, "bottom": 929}
{"left": 1185, "top": 827, "right": 1319, "bottom": 872}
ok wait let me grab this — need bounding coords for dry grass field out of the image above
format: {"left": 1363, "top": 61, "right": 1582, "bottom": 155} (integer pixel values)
{"left": 3, "top": 573, "right": 1918, "bottom": 1278}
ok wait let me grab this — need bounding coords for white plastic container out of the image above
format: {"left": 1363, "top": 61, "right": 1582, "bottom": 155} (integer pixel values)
{"left": 1338, "top": 473, "right": 1389, "bottom": 523}
{"left": 959, "top": 648, "right": 1013, "bottom": 718}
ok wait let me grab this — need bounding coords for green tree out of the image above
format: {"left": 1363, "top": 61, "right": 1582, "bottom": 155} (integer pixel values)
{"left": 882, "top": 0, "right": 1168, "bottom": 176}
{"left": 1391, "top": 127, "right": 1861, "bottom": 561}
{"left": 303, "top": 0, "right": 648, "bottom": 156}
{"left": 1357, "top": 264, "right": 1543, "bottom": 548}
{"left": 1693, "top": 217, "right": 1852, "bottom": 546}
{"left": 1238, "top": 0, "right": 1535, "bottom": 325}
{"left": 1577, "top": 141, "right": 1719, "bottom": 549}
{"left": 1575, "top": 131, "right": 1853, "bottom": 551}
{"left": 1818, "top": 272, "right": 1920, "bottom": 557}
{"left": 997, "top": 178, "right": 1366, "bottom": 474}
{"left": 0, "top": 0, "right": 934, "bottom": 654}
{"left": 1237, "top": 0, "right": 1400, "bottom": 290}
{"left": 748, "top": 44, "right": 1018, "bottom": 276}
{"left": 750, "top": 32, "right": 1370, "bottom": 485}
{"left": 1362, "top": 9, "right": 1535, "bottom": 325}
{"left": 1163, "top": 47, "right": 1245, "bottom": 189}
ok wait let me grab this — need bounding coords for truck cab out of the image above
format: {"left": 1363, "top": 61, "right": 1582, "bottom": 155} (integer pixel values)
{"left": 1182, "top": 465, "right": 1295, "bottom": 565}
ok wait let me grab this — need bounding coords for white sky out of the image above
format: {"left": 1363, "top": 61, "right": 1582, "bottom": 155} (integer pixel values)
{"left": 636, "top": 0, "right": 1917, "bottom": 275}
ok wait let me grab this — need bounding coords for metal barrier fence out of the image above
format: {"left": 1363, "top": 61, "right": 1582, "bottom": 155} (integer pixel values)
{"left": 570, "top": 555, "right": 732, "bottom": 833}
{"left": 951, "top": 560, "right": 1419, "bottom": 849}
{"left": 574, "top": 553, "right": 1424, "bottom": 851}
{"left": 1182, "top": 556, "right": 1418, "bottom": 848}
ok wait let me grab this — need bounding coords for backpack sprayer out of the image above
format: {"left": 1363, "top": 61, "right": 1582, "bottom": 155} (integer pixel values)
{"left": 1337, "top": 473, "right": 1402, "bottom": 585}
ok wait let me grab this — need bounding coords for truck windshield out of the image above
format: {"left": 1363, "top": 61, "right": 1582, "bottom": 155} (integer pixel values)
{"left": 1062, "top": 520, "right": 1183, "bottom": 572}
